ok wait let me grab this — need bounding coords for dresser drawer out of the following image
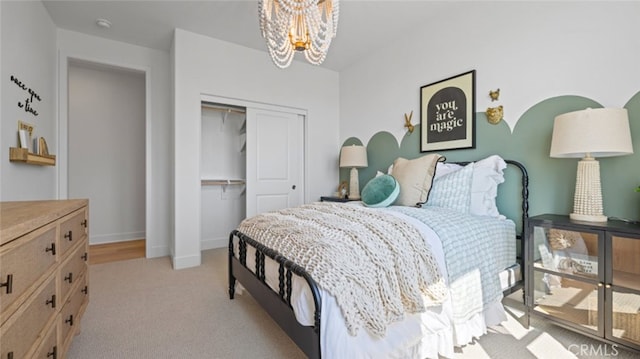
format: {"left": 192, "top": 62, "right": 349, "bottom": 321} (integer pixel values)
{"left": 60, "top": 273, "right": 89, "bottom": 352}
{"left": 59, "top": 241, "right": 88, "bottom": 303}
{"left": 0, "top": 223, "right": 57, "bottom": 322}
{"left": 59, "top": 208, "right": 87, "bottom": 257}
{"left": 0, "top": 273, "right": 57, "bottom": 359}
{"left": 33, "top": 319, "right": 58, "bottom": 359}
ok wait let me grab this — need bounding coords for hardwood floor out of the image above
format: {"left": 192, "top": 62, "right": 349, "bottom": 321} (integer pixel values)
{"left": 89, "top": 239, "right": 145, "bottom": 265}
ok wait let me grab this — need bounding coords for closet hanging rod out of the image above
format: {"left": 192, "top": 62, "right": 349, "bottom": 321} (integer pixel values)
{"left": 201, "top": 179, "right": 246, "bottom": 186}
{"left": 201, "top": 103, "right": 246, "bottom": 115}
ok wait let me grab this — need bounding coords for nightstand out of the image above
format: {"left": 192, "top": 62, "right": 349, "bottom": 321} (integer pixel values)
{"left": 525, "top": 214, "right": 640, "bottom": 353}
{"left": 320, "top": 196, "right": 358, "bottom": 203}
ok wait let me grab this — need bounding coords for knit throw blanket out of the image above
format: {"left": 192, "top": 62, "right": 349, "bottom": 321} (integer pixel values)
{"left": 236, "top": 202, "right": 448, "bottom": 337}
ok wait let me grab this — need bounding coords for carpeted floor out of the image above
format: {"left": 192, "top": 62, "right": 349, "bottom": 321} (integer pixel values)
{"left": 67, "top": 248, "right": 638, "bottom": 358}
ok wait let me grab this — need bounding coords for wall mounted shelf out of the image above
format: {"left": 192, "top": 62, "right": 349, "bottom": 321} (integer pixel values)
{"left": 9, "top": 147, "right": 56, "bottom": 166}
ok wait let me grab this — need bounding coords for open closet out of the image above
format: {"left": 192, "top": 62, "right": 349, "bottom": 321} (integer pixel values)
{"left": 200, "top": 103, "right": 247, "bottom": 250}
{"left": 200, "top": 100, "right": 305, "bottom": 250}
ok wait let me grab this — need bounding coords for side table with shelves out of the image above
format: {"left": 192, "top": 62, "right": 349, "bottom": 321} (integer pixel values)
{"left": 526, "top": 214, "right": 640, "bottom": 353}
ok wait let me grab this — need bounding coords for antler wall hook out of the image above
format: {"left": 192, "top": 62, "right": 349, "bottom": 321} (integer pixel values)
{"left": 404, "top": 111, "right": 415, "bottom": 134}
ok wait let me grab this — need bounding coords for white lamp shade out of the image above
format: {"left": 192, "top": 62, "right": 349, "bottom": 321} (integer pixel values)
{"left": 339, "top": 145, "right": 368, "bottom": 168}
{"left": 550, "top": 108, "right": 633, "bottom": 158}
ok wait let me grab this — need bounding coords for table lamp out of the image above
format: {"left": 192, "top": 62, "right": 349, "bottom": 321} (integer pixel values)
{"left": 339, "top": 145, "right": 368, "bottom": 200}
{"left": 550, "top": 108, "right": 633, "bottom": 222}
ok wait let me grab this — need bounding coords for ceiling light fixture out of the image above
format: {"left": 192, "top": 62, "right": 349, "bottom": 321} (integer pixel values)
{"left": 96, "top": 18, "right": 112, "bottom": 29}
{"left": 259, "top": 0, "right": 339, "bottom": 68}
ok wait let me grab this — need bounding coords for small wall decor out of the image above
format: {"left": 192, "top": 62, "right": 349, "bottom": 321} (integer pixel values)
{"left": 489, "top": 88, "right": 500, "bottom": 101}
{"left": 420, "top": 70, "right": 476, "bottom": 152}
{"left": 486, "top": 105, "right": 504, "bottom": 124}
{"left": 404, "top": 111, "right": 415, "bottom": 134}
{"left": 17, "top": 120, "right": 35, "bottom": 150}
{"left": 10, "top": 75, "right": 41, "bottom": 117}
{"left": 486, "top": 88, "right": 503, "bottom": 124}
{"left": 38, "top": 137, "right": 49, "bottom": 156}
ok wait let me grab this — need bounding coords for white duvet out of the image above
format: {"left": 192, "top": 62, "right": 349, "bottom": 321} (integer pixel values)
{"left": 235, "top": 207, "right": 509, "bottom": 358}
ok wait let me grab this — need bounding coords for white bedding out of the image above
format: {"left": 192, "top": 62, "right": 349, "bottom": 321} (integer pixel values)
{"left": 234, "top": 204, "right": 515, "bottom": 358}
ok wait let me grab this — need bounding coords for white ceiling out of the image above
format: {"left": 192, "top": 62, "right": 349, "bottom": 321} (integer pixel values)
{"left": 41, "top": 0, "right": 450, "bottom": 71}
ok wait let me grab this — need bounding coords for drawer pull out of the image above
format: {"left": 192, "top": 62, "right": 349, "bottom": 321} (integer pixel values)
{"left": 65, "top": 314, "right": 74, "bottom": 326}
{"left": 82, "top": 285, "right": 89, "bottom": 295}
{"left": 64, "top": 231, "right": 73, "bottom": 241}
{"left": 46, "top": 294, "right": 56, "bottom": 308}
{"left": 81, "top": 219, "right": 88, "bottom": 228}
{"left": 64, "top": 272, "right": 73, "bottom": 283}
{"left": 45, "top": 242, "right": 56, "bottom": 255}
{"left": 0, "top": 274, "right": 13, "bottom": 294}
{"left": 47, "top": 346, "right": 57, "bottom": 359}
{"left": 81, "top": 252, "right": 88, "bottom": 261}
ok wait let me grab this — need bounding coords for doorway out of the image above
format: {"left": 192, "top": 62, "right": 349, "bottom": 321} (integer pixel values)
{"left": 67, "top": 60, "right": 146, "bottom": 253}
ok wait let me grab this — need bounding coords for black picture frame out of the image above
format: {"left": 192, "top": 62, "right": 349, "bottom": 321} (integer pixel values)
{"left": 420, "top": 70, "right": 476, "bottom": 152}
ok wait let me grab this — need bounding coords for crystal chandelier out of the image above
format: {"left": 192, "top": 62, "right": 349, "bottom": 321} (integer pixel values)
{"left": 259, "top": 0, "right": 339, "bottom": 68}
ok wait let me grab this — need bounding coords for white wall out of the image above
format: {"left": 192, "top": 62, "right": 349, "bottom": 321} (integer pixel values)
{"left": 68, "top": 61, "right": 146, "bottom": 245}
{"left": 57, "top": 29, "right": 172, "bottom": 258}
{"left": 1, "top": 1, "right": 57, "bottom": 200}
{"left": 340, "top": 2, "right": 640, "bottom": 144}
{"left": 173, "top": 28, "right": 340, "bottom": 269}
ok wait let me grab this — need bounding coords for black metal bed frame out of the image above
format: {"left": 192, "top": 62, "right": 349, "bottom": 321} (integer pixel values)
{"left": 228, "top": 159, "right": 529, "bottom": 359}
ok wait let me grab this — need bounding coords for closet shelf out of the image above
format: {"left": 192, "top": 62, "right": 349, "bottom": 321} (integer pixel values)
{"left": 201, "top": 103, "right": 246, "bottom": 115}
{"left": 9, "top": 147, "right": 56, "bottom": 166}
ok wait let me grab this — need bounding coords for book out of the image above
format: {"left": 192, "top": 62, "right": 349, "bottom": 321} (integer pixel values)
{"left": 18, "top": 129, "right": 29, "bottom": 149}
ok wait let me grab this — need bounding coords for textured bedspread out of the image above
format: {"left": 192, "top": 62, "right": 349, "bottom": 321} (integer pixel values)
{"left": 390, "top": 206, "right": 515, "bottom": 324}
{"left": 236, "top": 202, "right": 448, "bottom": 337}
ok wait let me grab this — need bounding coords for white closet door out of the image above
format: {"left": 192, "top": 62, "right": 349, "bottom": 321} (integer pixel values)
{"left": 246, "top": 108, "right": 304, "bottom": 218}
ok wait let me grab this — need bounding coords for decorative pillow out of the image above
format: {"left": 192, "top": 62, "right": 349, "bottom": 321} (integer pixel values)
{"left": 391, "top": 154, "right": 442, "bottom": 207}
{"left": 361, "top": 175, "right": 400, "bottom": 208}
{"left": 470, "top": 155, "right": 507, "bottom": 219}
{"left": 430, "top": 155, "right": 507, "bottom": 218}
{"left": 426, "top": 163, "right": 474, "bottom": 213}
{"left": 434, "top": 162, "right": 463, "bottom": 180}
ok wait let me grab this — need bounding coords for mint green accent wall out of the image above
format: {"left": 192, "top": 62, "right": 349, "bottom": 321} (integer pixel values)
{"left": 341, "top": 93, "right": 640, "bottom": 227}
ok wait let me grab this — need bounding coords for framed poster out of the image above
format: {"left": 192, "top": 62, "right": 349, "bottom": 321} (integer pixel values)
{"left": 420, "top": 70, "right": 476, "bottom": 152}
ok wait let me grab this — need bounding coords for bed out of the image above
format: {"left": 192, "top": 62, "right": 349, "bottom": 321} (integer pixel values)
{"left": 228, "top": 155, "right": 529, "bottom": 358}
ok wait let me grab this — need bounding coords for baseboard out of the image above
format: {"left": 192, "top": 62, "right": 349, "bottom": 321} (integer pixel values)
{"left": 90, "top": 231, "right": 146, "bottom": 245}
{"left": 201, "top": 237, "right": 227, "bottom": 250}
{"left": 147, "top": 245, "right": 170, "bottom": 258}
{"left": 172, "top": 253, "right": 201, "bottom": 270}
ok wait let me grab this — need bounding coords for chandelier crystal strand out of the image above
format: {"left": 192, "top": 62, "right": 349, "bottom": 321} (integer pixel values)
{"left": 259, "top": 0, "right": 339, "bottom": 68}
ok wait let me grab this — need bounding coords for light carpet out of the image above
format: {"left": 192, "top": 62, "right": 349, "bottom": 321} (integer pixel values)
{"left": 68, "top": 248, "right": 638, "bottom": 359}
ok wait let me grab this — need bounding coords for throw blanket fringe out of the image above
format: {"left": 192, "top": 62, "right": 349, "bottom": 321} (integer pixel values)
{"left": 237, "top": 202, "right": 448, "bottom": 337}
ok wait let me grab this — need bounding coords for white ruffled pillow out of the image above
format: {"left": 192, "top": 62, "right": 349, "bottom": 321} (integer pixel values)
{"left": 471, "top": 155, "right": 507, "bottom": 219}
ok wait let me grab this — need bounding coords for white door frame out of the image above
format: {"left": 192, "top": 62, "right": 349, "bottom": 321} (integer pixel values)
{"left": 57, "top": 52, "right": 152, "bottom": 257}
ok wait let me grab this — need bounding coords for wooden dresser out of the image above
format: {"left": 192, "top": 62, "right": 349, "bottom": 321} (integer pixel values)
{"left": 1, "top": 200, "right": 90, "bottom": 359}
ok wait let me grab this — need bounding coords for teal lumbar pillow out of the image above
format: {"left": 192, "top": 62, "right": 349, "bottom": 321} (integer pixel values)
{"left": 361, "top": 174, "right": 400, "bottom": 208}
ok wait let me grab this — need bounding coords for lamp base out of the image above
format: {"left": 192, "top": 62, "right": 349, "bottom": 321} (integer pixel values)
{"left": 349, "top": 167, "right": 361, "bottom": 200}
{"left": 570, "top": 156, "right": 607, "bottom": 223}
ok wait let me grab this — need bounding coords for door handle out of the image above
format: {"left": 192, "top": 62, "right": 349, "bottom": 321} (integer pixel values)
{"left": 292, "top": 185, "right": 296, "bottom": 190}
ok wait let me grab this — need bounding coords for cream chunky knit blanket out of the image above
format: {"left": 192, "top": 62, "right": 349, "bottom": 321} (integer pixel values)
{"left": 236, "top": 202, "right": 448, "bottom": 337}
